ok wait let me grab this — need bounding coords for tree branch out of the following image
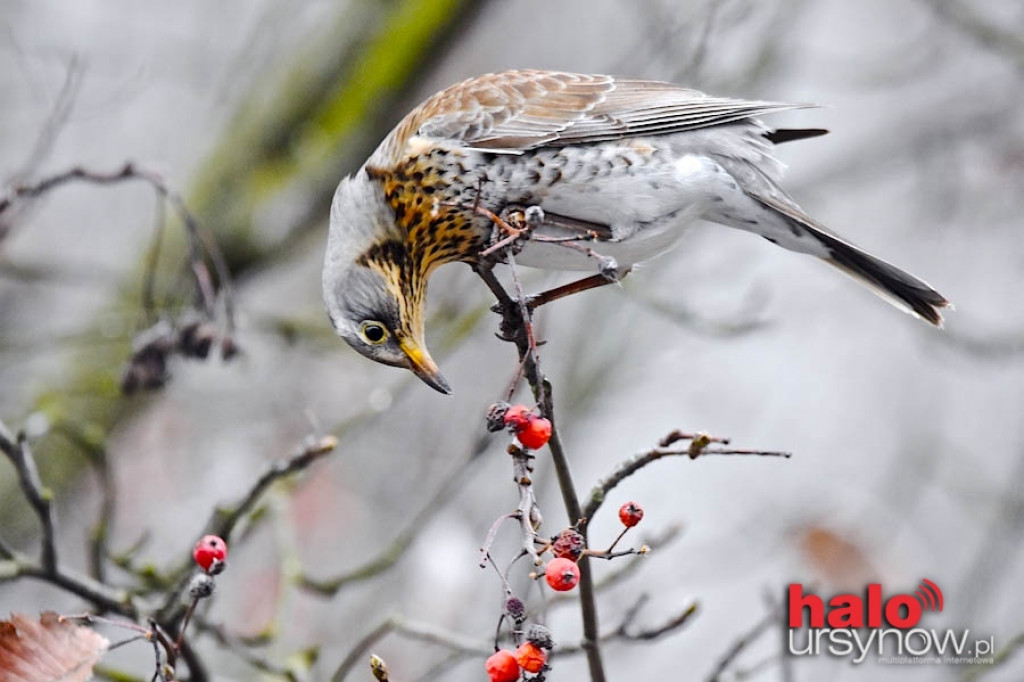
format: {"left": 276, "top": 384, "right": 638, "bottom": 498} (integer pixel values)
{"left": 584, "top": 431, "right": 791, "bottom": 522}
{"left": 0, "top": 420, "right": 57, "bottom": 572}
{"left": 0, "top": 162, "right": 235, "bottom": 328}
{"left": 473, "top": 264, "right": 606, "bottom": 682}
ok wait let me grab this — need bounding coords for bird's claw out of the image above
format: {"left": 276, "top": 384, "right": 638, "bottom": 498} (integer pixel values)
{"left": 598, "top": 256, "right": 621, "bottom": 282}
{"left": 499, "top": 204, "right": 545, "bottom": 232}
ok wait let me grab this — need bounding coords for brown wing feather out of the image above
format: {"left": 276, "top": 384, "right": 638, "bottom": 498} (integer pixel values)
{"left": 372, "top": 70, "right": 811, "bottom": 166}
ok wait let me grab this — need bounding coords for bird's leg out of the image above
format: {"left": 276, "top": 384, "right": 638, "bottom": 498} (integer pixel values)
{"left": 471, "top": 255, "right": 545, "bottom": 404}
{"left": 440, "top": 197, "right": 538, "bottom": 260}
{"left": 472, "top": 262, "right": 521, "bottom": 342}
{"left": 478, "top": 205, "right": 543, "bottom": 259}
{"left": 525, "top": 267, "right": 632, "bottom": 311}
{"left": 505, "top": 249, "right": 546, "bottom": 407}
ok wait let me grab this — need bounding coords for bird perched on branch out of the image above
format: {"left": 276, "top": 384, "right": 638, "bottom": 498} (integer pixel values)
{"left": 323, "top": 69, "right": 949, "bottom": 394}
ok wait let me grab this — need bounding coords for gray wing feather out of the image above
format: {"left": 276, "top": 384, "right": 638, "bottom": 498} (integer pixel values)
{"left": 413, "top": 71, "right": 811, "bottom": 153}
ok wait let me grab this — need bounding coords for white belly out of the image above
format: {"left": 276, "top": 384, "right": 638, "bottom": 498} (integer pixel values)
{"left": 488, "top": 147, "right": 723, "bottom": 272}
{"left": 514, "top": 203, "right": 703, "bottom": 271}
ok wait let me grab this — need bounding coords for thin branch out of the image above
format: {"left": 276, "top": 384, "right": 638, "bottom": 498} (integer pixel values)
{"left": 705, "top": 604, "right": 780, "bottom": 682}
{"left": 0, "top": 162, "right": 235, "bottom": 328}
{"left": 510, "top": 445, "right": 542, "bottom": 564}
{"left": 300, "top": 432, "right": 486, "bottom": 596}
{"left": 584, "top": 432, "right": 791, "bottom": 521}
{"left": 556, "top": 599, "right": 700, "bottom": 654}
{"left": 331, "top": 617, "right": 493, "bottom": 682}
{"left": 51, "top": 421, "right": 117, "bottom": 584}
{"left": 619, "top": 601, "right": 700, "bottom": 641}
{"left": 141, "top": 192, "right": 168, "bottom": 325}
{"left": 2, "top": 56, "right": 84, "bottom": 242}
{"left": 7, "top": 552, "right": 137, "bottom": 616}
{"left": 547, "top": 524, "right": 684, "bottom": 609}
{"left": 473, "top": 262, "right": 605, "bottom": 682}
{"left": 330, "top": 596, "right": 699, "bottom": 681}
{"left": 211, "top": 434, "right": 337, "bottom": 540}
{"left": 0, "top": 420, "right": 57, "bottom": 572}
{"left": 156, "top": 435, "right": 337, "bottom": 622}
{"left": 193, "top": 618, "right": 295, "bottom": 680}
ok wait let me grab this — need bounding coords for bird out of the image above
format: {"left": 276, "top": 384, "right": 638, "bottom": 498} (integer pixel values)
{"left": 323, "top": 69, "right": 949, "bottom": 394}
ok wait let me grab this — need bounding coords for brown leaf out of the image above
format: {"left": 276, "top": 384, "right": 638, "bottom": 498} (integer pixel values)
{"left": 0, "top": 612, "right": 109, "bottom": 682}
{"left": 797, "top": 524, "right": 878, "bottom": 590}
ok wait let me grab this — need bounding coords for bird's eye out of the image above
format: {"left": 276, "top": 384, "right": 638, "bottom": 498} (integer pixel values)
{"left": 360, "top": 321, "right": 388, "bottom": 345}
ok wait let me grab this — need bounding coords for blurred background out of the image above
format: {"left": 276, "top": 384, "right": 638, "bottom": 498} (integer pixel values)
{"left": 1, "top": 0, "right": 1022, "bottom": 680}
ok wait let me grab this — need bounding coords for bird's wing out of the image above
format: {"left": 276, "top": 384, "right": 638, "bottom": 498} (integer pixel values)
{"left": 374, "top": 70, "right": 811, "bottom": 164}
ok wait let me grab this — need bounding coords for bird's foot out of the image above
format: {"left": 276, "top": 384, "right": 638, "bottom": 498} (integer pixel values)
{"left": 597, "top": 255, "right": 621, "bottom": 282}
{"left": 479, "top": 204, "right": 544, "bottom": 260}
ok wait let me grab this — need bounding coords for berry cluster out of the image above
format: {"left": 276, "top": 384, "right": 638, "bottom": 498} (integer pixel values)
{"left": 189, "top": 534, "right": 228, "bottom": 599}
{"left": 482, "top": 405, "right": 650, "bottom": 680}
{"left": 486, "top": 628, "right": 553, "bottom": 682}
{"left": 487, "top": 402, "right": 552, "bottom": 450}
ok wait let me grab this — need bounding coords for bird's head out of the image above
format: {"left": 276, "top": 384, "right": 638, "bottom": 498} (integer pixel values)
{"left": 322, "top": 173, "right": 451, "bottom": 394}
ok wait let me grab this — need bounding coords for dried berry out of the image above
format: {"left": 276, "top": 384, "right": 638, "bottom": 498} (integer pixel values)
{"left": 485, "top": 649, "right": 520, "bottom": 682}
{"left": 192, "top": 534, "right": 227, "bottom": 573}
{"left": 487, "top": 402, "right": 512, "bottom": 432}
{"left": 552, "top": 528, "right": 585, "bottom": 561}
{"left": 517, "top": 416, "right": 552, "bottom": 450}
{"left": 504, "top": 596, "right": 526, "bottom": 624}
{"left": 525, "top": 623, "right": 555, "bottom": 650}
{"left": 515, "top": 641, "right": 546, "bottom": 674}
{"left": 188, "top": 572, "right": 215, "bottom": 599}
{"left": 544, "top": 557, "right": 581, "bottom": 592}
{"left": 618, "top": 502, "right": 644, "bottom": 528}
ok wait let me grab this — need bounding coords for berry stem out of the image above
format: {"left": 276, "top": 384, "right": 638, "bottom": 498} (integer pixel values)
{"left": 473, "top": 264, "right": 606, "bottom": 682}
{"left": 605, "top": 527, "right": 630, "bottom": 554}
{"left": 174, "top": 595, "right": 200, "bottom": 652}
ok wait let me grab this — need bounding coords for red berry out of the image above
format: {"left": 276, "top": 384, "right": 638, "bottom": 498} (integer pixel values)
{"left": 515, "top": 641, "right": 546, "bottom": 674}
{"left": 192, "top": 534, "right": 227, "bottom": 573}
{"left": 618, "top": 502, "right": 644, "bottom": 528}
{"left": 545, "top": 557, "right": 581, "bottom": 592}
{"left": 485, "top": 649, "right": 520, "bottom": 682}
{"left": 517, "top": 417, "right": 552, "bottom": 450}
{"left": 503, "top": 404, "right": 532, "bottom": 429}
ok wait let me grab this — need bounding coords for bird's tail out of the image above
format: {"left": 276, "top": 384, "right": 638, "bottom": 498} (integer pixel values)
{"left": 818, "top": 231, "right": 950, "bottom": 326}
{"left": 757, "top": 195, "right": 951, "bottom": 326}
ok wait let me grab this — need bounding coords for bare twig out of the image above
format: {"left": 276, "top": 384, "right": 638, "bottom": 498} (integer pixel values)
{"left": 301, "top": 432, "right": 486, "bottom": 595}
{"left": 472, "top": 262, "right": 606, "bottom": 682}
{"left": 510, "top": 445, "right": 543, "bottom": 564}
{"left": 331, "top": 616, "right": 493, "bottom": 682}
{"left": 705, "top": 603, "right": 781, "bottom": 682}
{"left": 142, "top": 192, "right": 168, "bottom": 324}
{"left": 51, "top": 421, "right": 116, "bottom": 584}
{"left": 556, "top": 599, "right": 700, "bottom": 654}
{"left": 0, "top": 163, "right": 235, "bottom": 329}
{"left": 2, "top": 56, "right": 84, "bottom": 241}
{"left": 0, "top": 420, "right": 57, "bottom": 572}
{"left": 547, "top": 524, "right": 684, "bottom": 609}
{"left": 584, "top": 432, "right": 791, "bottom": 521}
{"left": 3, "top": 553, "right": 136, "bottom": 616}
{"left": 212, "top": 434, "right": 337, "bottom": 540}
{"left": 156, "top": 434, "right": 337, "bottom": 625}
{"left": 193, "top": 618, "right": 295, "bottom": 679}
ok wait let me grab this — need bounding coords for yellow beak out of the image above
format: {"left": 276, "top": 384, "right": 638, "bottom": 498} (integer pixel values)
{"left": 398, "top": 336, "right": 451, "bottom": 395}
